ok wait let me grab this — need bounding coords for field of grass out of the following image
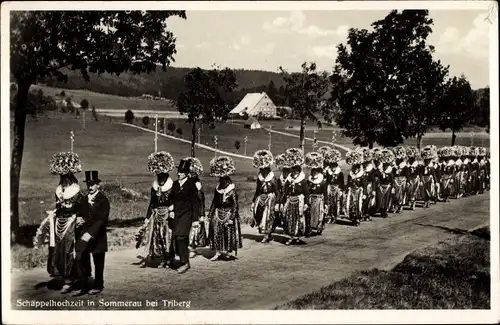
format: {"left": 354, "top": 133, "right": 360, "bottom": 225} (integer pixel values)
{"left": 277, "top": 227, "right": 490, "bottom": 309}
{"left": 134, "top": 118, "right": 328, "bottom": 157}
{"left": 30, "top": 84, "right": 176, "bottom": 112}
{"left": 281, "top": 127, "right": 490, "bottom": 150}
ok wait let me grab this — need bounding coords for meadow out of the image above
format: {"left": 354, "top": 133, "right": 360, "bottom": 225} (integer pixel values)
{"left": 30, "top": 84, "right": 176, "bottom": 112}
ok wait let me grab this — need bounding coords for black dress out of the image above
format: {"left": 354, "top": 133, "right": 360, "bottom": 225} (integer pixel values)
{"left": 251, "top": 172, "right": 278, "bottom": 235}
{"left": 208, "top": 183, "right": 243, "bottom": 254}
{"left": 138, "top": 178, "right": 173, "bottom": 267}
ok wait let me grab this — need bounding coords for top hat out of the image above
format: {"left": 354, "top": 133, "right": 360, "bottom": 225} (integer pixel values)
{"left": 177, "top": 159, "right": 192, "bottom": 174}
{"left": 84, "top": 170, "right": 101, "bottom": 184}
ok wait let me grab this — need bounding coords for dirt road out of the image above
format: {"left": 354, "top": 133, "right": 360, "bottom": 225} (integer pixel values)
{"left": 10, "top": 193, "right": 489, "bottom": 310}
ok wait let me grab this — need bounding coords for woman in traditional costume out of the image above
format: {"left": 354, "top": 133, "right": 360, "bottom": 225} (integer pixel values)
{"left": 207, "top": 156, "right": 243, "bottom": 261}
{"left": 305, "top": 152, "right": 328, "bottom": 236}
{"left": 405, "top": 146, "right": 421, "bottom": 210}
{"left": 135, "top": 151, "right": 175, "bottom": 268}
{"left": 469, "top": 147, "right": 481, "bottom": 195}
{"left": 485, "top": 151, "right": 490, "bottom": 191}
{"left": 361, "top": 148, "right": 376, "bottom": 221}
{"left": 370, "top": 148, "right": 383, "bottom": 216}
{"left": 420, "top": 146, "right": 437, "bottom": 208}
{"left": 186, "top": 157, "right": 207, "bottom": 258}
{"left": 460, "top": 147, "right": 472, "bottom": 197}
{"left": 345, "top": 150, "right": 365, "bottom": 226}
{"left": 451, "top": 146, "right": 464, "bottom": 199}
{"left": 250, "top": 150, "right": 277, "bottom": 243}
{"left": 391, "top": 146, "right": 408, "bottom": 213}
{"left": 34, "top": 152, "right": 84, "bottom": 293}
{"left": 428, "top": 145, "right": 441, "bottom": 202}
{"left": 323, "top": 148, "right": 344, "bottom": 223}
{"left": 274, "top": 153, "right": 291, "bottom": 231}
{"left": 478, "top": 147, "right": 488, "bottom": 194}
{"left": 281, "top": 148, "right": 309, "bottom": 245}
{"left": 437, "top": 146, "right": 455, "bottom": 202}
{"left": 375, "top": 149, "right": 394, "bottom": 218}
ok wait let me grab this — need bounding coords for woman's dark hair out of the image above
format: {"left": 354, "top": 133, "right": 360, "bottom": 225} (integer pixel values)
{"left": 260, "top": 167, "right": 271, "bottom": 175}
{"left": 292, "top": 165, "right": 302, "bottom": 172}
{"left": 59, "top": 173, "right": 78, "bottom": 186}
{"left": 311, "top": 168, "right": 322, "bottom": 174}
{"left": 219, "top": 176, "right": 232, "bottom": 188}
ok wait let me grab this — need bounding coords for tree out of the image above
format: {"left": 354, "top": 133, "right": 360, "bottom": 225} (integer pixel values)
{"left": 65, "top": 97, "right": 74, "bottom": 113}
{"left": 474, "top": 87, "right": 490, "bottom": 128}
{"left": 142, "top": 115, "right": 150, "bottom": 127}
{"left": 92, "top": 105, "right": 98, "bottom": 122}
{"left": 60, "top": 90, "right": 66, "bottom": 97}
{"left": 331, "top": 10, "right": 446, "bottom": 149}
{"left": 267, "top": 80, "right": 278, "bottom": 103}
{"left": 175, "top": 66, "right": 237, "bottom": 157}
{"left": 167, "top": 122, "right": 176, "bottom": 135}
{"left": 158, "top": 118, "right": 164, "bottom": 131}
{"left": 80, "top": 98, "right": 89, "bottom": 110}
{"left": 373, "top": 11, "right": 449, "bottom": 149}
{"left": 234, "top": 140, "right": 241, "bottom": 152}
{"left": 437, "top": 75, "right": 475, "bottom": 145}
{"left": 125, "top": 109, "right": 134, "bottom": 124}
{"left": 176, "top": 127, "right": 183, "bottom": 138}
{"left": 10, "top": 10, "right": 186, "bottom": 243}
{"left": 480, "top": 87, "right": 490, "bottom": 131}
{"left": 279, "top": 62, "right": 330, "bottom": 151}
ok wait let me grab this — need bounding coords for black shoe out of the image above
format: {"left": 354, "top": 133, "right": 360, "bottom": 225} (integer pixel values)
{"left": 177, "top": 264, "right": 190, "bottom": 274}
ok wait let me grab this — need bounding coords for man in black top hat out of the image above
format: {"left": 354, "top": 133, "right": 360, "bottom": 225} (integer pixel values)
{"left": 166, "top": 159, "right": 200, "bottom": 273}
{"left": 72, "top": 170, "right": 110, "bottom": 296}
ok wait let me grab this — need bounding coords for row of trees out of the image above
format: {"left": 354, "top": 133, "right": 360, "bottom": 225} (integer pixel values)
{"left": 279, "top": 10, "right": 488, "bottom": 150}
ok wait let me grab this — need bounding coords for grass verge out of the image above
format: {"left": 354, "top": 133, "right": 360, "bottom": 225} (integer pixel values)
{"left": 277, "top": 227, "right": 490, "bottom": 309}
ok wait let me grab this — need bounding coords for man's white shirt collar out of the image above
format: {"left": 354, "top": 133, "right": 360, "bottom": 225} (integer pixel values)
{"left": 179, "top": 178, "right": 188, "bottom": 187}
{"left": 88, "top": 191, "right": 99, "bottom": 204}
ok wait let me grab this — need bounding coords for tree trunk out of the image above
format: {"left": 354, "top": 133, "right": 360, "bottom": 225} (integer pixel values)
{"left": 417, "top": 135, "right": 423, "bottom": 150}
{"left": 191, "top": 120, "right": 196, "bottom": 157}
{"left": 11, "top": 81, "right": 31, "bottom": 244}
{"left": 451, "top": 130, "right": 456, "bottom": 146}
{"left": 299, "top": 117, "right": 306, "bottom": 151}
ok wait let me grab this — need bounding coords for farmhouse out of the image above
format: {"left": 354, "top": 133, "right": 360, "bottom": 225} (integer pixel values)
{"left": 230, "top": 92, "right": 277, "bottom": 117}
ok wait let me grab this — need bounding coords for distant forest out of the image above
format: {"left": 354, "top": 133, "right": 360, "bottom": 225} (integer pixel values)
{"left": 41, "top": 66, "right": 289, "bottom": 107}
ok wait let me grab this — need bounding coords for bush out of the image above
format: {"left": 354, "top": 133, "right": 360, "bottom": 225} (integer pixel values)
{"left": 11, "top": 244, "right": 49, "bottom": 270}
{"left": 92, "top": 106, "right": 99, "bottom": 122}
{"left": 125, "top": 109, "right": 135, "bottom": 124}
{"left": 234, "top": 140, "right": 241, "bottom": 151}
{"left": 176, "top": 127, "right": 183, "bottom": 137}
{"left": 80, "top": 98, "right": 89, "bottom": 110}
{"left": 60, "top": 90, "right": 66, "bottom": 96}
{"left": 142, "top": 116, "right": 150, "bottom": 126}
{"left": 167, "top": 122, "right": 176, "bottom": 134}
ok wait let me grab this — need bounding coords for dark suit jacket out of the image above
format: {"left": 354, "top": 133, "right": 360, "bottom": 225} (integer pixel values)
{"left": 79, "top": 191, "right": 110, "bottom": 253}
{"left": 170, "top": 178, "right": 200, "bottom": 236}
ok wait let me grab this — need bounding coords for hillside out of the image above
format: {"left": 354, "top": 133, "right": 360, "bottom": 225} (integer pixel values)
{"left": 39, "top": 66, "right": 287, "bottom": 106}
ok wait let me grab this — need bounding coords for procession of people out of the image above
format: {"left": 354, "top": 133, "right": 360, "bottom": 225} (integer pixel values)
{"left": 33, "top": 143, "right": 490, "bottom": 295}
{"left": 247, "top": 144, "right": 490, "bottom": 244}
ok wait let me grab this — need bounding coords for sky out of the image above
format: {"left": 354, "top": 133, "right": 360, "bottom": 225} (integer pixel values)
{"left": 166, "top": 10, "right": 491, "bottom": 89}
